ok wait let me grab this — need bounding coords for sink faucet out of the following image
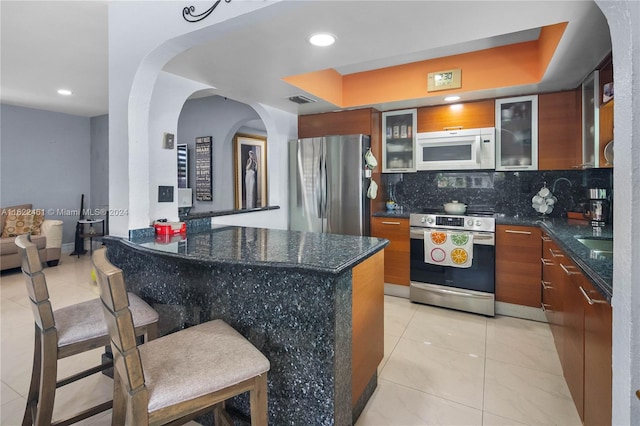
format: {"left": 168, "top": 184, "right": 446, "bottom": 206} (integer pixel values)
{"left": 552, "top": 177, "right": 573, "bottom": 193}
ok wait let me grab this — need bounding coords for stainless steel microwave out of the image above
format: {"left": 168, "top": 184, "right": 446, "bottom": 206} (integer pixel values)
{"left": 415, "top": 127, "right": 495, "bottom": 171}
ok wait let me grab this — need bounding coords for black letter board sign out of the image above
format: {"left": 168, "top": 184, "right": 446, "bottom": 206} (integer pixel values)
{"left": 195, "top": 136, "right": 213, "bottom": 201}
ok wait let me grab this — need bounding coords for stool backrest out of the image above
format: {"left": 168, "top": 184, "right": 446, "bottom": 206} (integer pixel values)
{"left": 92, "top": 248, "right": 149, "bottom": 403}
{"left": 15, "top": 234, "right": 55, "bottom": 332}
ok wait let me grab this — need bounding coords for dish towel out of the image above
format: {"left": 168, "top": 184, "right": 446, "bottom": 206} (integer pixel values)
{"left": 424, "top": 230, "right": 474, "bottom": 268}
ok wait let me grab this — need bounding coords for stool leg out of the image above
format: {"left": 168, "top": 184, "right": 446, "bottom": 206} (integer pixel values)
{"left": 22, "top": 326, "right": 42, "bottom": 426}
{"left": 34, "top": 330, "right": 57, "bottom": 426}
{"left": 111, "top": 369, "right": 126, "bottom": 426}
{"left": 249, "top": 373, "right": 268, "bottom": 426}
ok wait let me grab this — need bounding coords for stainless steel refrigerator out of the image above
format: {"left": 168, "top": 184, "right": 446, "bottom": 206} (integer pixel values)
{"left": 289, "top": 134, "right": 371, "bottom": 236}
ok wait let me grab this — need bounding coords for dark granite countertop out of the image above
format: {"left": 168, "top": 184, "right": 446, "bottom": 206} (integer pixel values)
{"left": 371, "top": 209, "right": 613, "bottom": 301}
{"left": 496, "top": 215, "right": 613, "bottom": 302}
{"left": 125, "top": 226, "right": 389, "bottom": 276}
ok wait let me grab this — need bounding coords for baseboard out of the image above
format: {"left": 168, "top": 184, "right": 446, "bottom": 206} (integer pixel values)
{"left": 495, "top": 301, "right": 548, "bottom": 322}
{"left": 61, "top": 242, "right": 74, "bottom": 254}
{"left": 384, "top": 283, "right": 410, "bottom": 298}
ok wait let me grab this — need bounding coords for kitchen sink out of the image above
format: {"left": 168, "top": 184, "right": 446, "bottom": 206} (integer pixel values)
{"left": 575, "top": 236, "right": 613, "bottom": 259}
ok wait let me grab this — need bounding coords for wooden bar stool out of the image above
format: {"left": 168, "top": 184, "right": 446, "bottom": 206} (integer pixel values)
{"left": 15, "top": 234, "right": 159, "bottom": 426}
{"left": 92, "top": 247, "right": 270, "bottom": 425}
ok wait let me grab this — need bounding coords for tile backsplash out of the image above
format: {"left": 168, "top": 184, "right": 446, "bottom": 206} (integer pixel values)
{"left": 384, "top": 168, "right": 613, "bottom": 220}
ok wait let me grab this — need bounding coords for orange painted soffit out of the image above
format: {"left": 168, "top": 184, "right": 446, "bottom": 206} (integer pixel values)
{"left": 282, "top": 22, "right": 567, "bottom": 108}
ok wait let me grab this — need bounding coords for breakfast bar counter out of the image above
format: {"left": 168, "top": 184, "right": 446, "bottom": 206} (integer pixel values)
{"left": 102, "top": 226, "right": 388, "bottom": 425}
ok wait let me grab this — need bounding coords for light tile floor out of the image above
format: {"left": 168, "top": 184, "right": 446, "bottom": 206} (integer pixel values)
{"left": 357, "top": 295, "right": 582, "bottom": 426}
{"left": 1, "top": 256, "right": 581, "bottom": 425}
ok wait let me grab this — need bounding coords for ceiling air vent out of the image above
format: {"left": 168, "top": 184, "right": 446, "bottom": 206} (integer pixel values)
{"left": 288, "top": 94, "right": 317, "bottom": 104}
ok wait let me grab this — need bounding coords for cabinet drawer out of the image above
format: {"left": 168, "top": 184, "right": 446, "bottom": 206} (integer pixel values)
{"left": 496, "top": 225, "right": 541, "bottom": 247}
{"left": 371, "top": 218, "right": 410, "bottom": 242}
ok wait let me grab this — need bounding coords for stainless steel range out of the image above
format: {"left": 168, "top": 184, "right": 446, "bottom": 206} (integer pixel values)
{"left": 409, "top": 209, "right": 496, "bottom": 316}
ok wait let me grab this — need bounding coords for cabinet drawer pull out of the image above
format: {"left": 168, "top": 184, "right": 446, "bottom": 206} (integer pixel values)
{"left": 579, "top": 286, "right": 608, "bottom": 305}
{"left": 549, "top": 248, "right": 565, "bottom": 258}
{"left": 505, "top": 230, "right": 532, "bottom": 235}
{"left": 541, "top": 236, "right": 552, "bottom": 242}
{"left": 381, "top": 221, "right": 401, "bottom": 225}
{"left": 560, "top": 263, "right": 580, "bottom": 275}
{"left": 541, "top": 303, "right": 552, "bottom": 312}
{"left": 541, "top": 258, "right": 554, "bottom": 266}
{"left": 541, "top": 280, "right": 553, "bottom": 290}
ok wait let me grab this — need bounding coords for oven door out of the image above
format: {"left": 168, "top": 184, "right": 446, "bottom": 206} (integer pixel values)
{"left": 409, "top": 228, "right": 495, "bottom": 293}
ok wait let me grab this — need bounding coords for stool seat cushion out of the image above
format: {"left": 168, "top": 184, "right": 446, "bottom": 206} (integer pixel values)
{"left": 139, "top": 319, "right": 270, "bottom": 413}
{"left": 55, "top": 293, "right": 159, "bottom": 347}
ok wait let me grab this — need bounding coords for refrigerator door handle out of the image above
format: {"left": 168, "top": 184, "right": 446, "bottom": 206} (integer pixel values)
{"left": 320, "top": 148, "right": 328, "bottom": 227}
{"left": 316, "top": 151, "right": 323, "bottom": 219}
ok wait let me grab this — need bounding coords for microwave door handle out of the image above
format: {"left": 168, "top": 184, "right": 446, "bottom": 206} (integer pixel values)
{"left": 475, "top": 135, "right": 482, "bottom": 164}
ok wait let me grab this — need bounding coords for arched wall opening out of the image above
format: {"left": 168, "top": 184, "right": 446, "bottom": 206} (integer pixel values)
{"left": 176, "top": 95, "right": 267, "bottom": 214}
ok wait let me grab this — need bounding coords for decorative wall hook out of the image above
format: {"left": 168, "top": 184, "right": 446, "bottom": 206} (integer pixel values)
{"left": 183, "top": 0, "right": 231, "bottom": 23}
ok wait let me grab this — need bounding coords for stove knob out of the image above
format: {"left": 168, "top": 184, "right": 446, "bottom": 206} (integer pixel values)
{"left": 475, "top": 219, "right": 483, "bottom": 227}
{"left": 426, "top": 217, "right": 434, "bottom": 225}
{"left": 467, "top": 219, "right": 474, "bottom": 226}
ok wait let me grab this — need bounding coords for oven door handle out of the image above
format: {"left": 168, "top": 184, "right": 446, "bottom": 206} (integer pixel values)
{"left": 410, "top": 229, "right": 495, "bottom": 244}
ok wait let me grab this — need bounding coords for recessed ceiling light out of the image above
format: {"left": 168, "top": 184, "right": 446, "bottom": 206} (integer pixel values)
{"left": 444, "top": 96, "right": 460, "bottom": 102}
{"left": 308, "top": 33, "right": 336, "bottom": 47}
{"left": 57, "top": 89, "right": 72, "bottom": 96}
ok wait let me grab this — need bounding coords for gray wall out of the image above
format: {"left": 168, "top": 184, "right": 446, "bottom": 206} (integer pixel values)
{"left": 1, "top": 104, "right": 91, "bottom": 244}
{"left": 177, "top": 96, "right": 266, "bottom": 213}
{"left": 90, "top": 114, "right": 109, "bottom": 215}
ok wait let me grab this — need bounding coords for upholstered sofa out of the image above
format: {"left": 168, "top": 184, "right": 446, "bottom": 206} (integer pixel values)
{"left": 1, "top": 204, "right": 63, "bottom": 271}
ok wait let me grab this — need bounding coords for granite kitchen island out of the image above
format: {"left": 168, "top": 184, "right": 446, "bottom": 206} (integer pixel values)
{"left": 102, "top": 226, "right": 388, "bottom": 425}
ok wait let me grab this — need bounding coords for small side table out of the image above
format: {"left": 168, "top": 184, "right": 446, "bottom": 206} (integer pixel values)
{"left": 78, "top": 219, "right": 105, "bottom": 256}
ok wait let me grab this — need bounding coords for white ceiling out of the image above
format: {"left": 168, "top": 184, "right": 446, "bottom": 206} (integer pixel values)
{"left": 0, "top": 1, "right": 611, "bottom": 118}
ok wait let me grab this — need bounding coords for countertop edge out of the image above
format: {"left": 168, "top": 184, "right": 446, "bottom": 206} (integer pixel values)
{"left": 105, "top": 232, "right": 389, "bottom": 276}
{"left": 180, "top": 205, "right": 280, "bottom": 220}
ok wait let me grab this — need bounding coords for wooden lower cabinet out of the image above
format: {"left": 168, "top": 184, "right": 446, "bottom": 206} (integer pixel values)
{"left": 495, "top": 225, "right": 542, "bottom": 307}
{"left": 541, "top": 233, "right": 564, "bottom": 358}
{"left": 559, "top": 258, "right": 585, "bottom": 419}
{"left": 351, "top": 250, "right": 384, "bottom": 407}
{"left": 370, "top": 217, "right": 409, "bottom": 286}
{"left": 545, "top": 239, "right": 612, "bottom": 426}
{"left": 582, "top": 279, "right": 613, "bottom": 426}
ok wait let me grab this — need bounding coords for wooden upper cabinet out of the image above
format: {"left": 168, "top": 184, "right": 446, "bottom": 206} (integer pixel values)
{"left": 538, "top": 89, "right": 583, "bottom": 170}
{"left": 417, "top": 99, "right": 494, "bottom": 133}
{"left": 298, "top": 108, "right": 378, "bottom": 138}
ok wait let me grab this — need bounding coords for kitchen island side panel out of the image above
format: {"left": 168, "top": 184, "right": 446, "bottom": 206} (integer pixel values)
{"left": 102, "top": 238, "right": 356, "bottom": 425}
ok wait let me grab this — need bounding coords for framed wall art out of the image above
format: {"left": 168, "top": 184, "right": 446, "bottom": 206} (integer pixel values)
{"left": 233, "top": 134, "right": 267, "bottom": 209}
{"left": 195, "top": 136, "right": 213, "bottom": 201}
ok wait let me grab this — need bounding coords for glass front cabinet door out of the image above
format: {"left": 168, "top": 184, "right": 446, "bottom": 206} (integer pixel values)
{"left": 581, "top": 70, "right": 599, "bottom": 168}
{"left": 495, "top": 95, "right": 538, "bottom": 171}
{"left": 382, "top": 109, "right": 417, "bottom": 173}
